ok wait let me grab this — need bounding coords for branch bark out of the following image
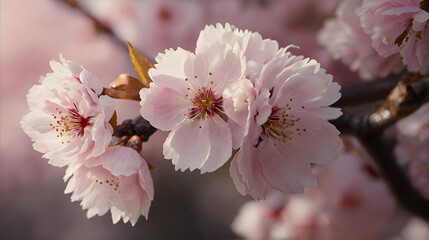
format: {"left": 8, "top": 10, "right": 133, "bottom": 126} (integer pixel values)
{"left": 331, "top": 74, "right": 429, "bottom": 221}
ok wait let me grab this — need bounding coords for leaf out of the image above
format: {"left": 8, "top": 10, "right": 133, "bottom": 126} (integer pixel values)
{"left": 127, "top": 41, "right": 154, "bottom": 88}
{"left": 109, "top": 111, "right": 118, "bottom": 135}
{"left": 109, "top": 74, "right": 144, "bottom": 100}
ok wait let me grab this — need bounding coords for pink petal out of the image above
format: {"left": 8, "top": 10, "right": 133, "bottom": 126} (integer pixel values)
{"left": 100, "top": 146, "right": 143, "bottom": 177}
{"left": 199, "top": 114, "right": 233, "bottom": 173}
{"left": 163, "top": 119, "right": 211, "bottom": 172}
{"left": 139, "top": 84, "right": 189, "bottom": 131}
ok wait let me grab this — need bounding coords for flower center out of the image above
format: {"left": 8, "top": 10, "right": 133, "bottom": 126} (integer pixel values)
{"left": 183, "top": 72, "right": 223, "bottom": 119}
{"left": 189, "top": 88, "right": 223, "bottom": 119}
{"left": 50, "top": 103, "right": 91, "bottom": 144}
{"left": 261, "top": 101, "right": 306, "bottom": 146}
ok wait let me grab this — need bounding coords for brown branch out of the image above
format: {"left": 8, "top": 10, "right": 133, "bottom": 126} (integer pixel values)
{"left": 333, "top": 72, "right": 404, "bottom": 108}
{"left": 361, "top": 134, "right": 429, "bottom": 221}
{"left": 332, "top": 74, "right": 429, "bottom": 135}
{"left": 331, "top": 74, "right": 429, "bottom": 221}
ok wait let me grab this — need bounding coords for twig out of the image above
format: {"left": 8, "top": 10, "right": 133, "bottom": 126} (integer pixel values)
{"left": 55, "top": 0, "right": 127, "bottom": 52}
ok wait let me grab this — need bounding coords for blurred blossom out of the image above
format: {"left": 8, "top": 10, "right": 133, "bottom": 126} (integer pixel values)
{"left": 318, "top": 0, "right": 404, "bottom": 80}
{"left": 394, "top": 218, "right": 429, "bottom": 240}
{"left": 231, "top": 191, "right": 288, "bottom": 239}
{"left": 396, "top": 103, "right": 429, "bottom": 200}
{"left": 358, "top": 0, "right": 429, "bottom": 74}
{"left": 83, "top": 0, "right": 207, "bottom": 58}
{"left": 233, "top": 151, "right": 408, "bottom": 240}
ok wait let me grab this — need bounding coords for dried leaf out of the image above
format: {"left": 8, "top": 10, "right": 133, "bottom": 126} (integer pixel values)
{"left": 127, "top": 41, "right": 154, "bottom": 88}
{"left": 109, "top": 74, "right": 144, "bottom": 100}
{"left": 109, "top": 111, "right": 118, "bottom": 135}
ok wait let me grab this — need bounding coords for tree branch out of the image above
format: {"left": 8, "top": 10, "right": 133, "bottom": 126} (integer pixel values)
{"left": 332, "top": 74, "right": 429, "bottom": 135}
{"left": 55, "top": 0, "right": 127, "bottom": 52}
{"left": 331, "top": 74, "right": 429, "bottom": 221}
{"left": 333, "top": 73, "right": 404, "bottom": 108}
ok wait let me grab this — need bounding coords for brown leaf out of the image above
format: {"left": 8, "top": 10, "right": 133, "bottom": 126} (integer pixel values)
{"left": 109, "top": 111, "right": 118, "bottom": 135}
{"left": 109, "top": 74, "right": 144, "bottom": 100}
{"left": 127, "top": 41, "right": 154, "bottom": 88}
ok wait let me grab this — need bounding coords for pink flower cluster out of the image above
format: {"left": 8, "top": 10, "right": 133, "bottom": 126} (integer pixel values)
{"left": 21, "top": 56, "right": 154, "bottom": 226}
{"left": 358, "top": 0, "right": 429, "bottom": 74}
{"left": 232, "top": 151, "right": 408, "bottom": 240}
{"left": 318, "top": 0, "right": 404, "bottom": 80}
{"left": 140, "top": 23, "right": 342, "bottom": 199}
{"left": 319, "top": 0, "right": 429, "bottom": 79}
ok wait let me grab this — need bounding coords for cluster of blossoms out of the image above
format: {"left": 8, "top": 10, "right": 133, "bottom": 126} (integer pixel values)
{"left": 140, "top": 23, "right": 343, "bottom": 199}
{"left": 21, "top": 56, "right": 154, "bottom": 226}
{"left": 232, "top": 150, "right": 409, "bottom": 240}
{"left": 319, "top": 0, "right": 429, "bottom": 80}
{"left": 22, "top": 23, "right": 342, "bottom": 225}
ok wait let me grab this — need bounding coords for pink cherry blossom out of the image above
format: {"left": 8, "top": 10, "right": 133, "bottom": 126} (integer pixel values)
{"left": 358, "top": 0, "right": 429, "bottom": 74}
{"left": 21, "top": 56, "right": 114, "bottom": 168}
{"left": 65, "top": 146, "right": 154, "bottom": 226}
{"left": 140, "top": 42, "right": 245, "bottom": 173}
{"left": 230, "top": 48, "right": 343, "bottom": 199}
{"left": 395, "top": 103, "right": 429, "bottom": 200}
{"left": 196, "top": 23, "right": 279, "bottom": 79}
{"left": 318, "top": 0, "right": 404, "bottom": 80}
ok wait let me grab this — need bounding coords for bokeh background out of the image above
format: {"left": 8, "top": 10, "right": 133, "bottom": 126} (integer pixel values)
{"left": 2, "top": 0, "right": 425, "bottom": 239}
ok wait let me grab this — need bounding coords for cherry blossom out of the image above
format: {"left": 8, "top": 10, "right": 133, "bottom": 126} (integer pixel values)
{"left": 196, "top": 23, "right": 279, "bottom": 79}
{"left": 318, "top": 0, "right": 403, "bottom": 80}
{"left": 65, "top": 146, "right": 154, "bottom": 226}
{"left": 20, "top": 56, "right": 114, "bottom": 169}
{"left": 358, "top": 0, "right": 429, "bottom": 74}
{"left": 139, "top": 42, "right": 245, "bottom": 173}
{"left": 230, "top": 48, "right": 342, "bottom": 199}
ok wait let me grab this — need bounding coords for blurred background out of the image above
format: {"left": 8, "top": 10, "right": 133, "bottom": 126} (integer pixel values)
{"left": 1, "top": 0, "right": 427, "bottom": 239}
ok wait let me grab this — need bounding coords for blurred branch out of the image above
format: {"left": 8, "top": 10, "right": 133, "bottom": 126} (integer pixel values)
{"left": 331, "top": 74, "right": 429, "bottom": 221}
{"left": 333, "top": 73, "right": 404, "bottom": 108}
{"left": 362, "top": 134, "right": 429, "bottom": 221}
{"left": 332, "top": 74, "right": 428, "bottom": 135}
{"left": 56, "top": 0, "right": 127, "bottom": 52}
